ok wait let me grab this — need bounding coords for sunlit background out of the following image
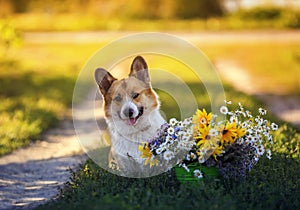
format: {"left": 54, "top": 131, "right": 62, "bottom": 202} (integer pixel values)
{"left": 1, "top": 0, "right": 299, "bottom": 155}
{"left": 0, "top": 0, "right": 300, "bottom": 209}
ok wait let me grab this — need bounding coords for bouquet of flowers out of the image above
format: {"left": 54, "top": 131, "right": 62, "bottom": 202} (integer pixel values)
{"left": 138, "top": 101, "right": 278, "bottom": 180}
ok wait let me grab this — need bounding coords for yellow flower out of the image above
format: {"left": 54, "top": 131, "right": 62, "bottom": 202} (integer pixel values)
{"left": 212, "top": 145, "right": 225, "bottom": 160}
{"left": 195, "top": 124, "right": 222, "bottom": 150}
{"left": 138, "top": 142, "right": 158, "bottom": 167}
{"left": 138, "top": 142, "right": 151, "bottom": 159}
{"left": 145, "top": 157, "right": 159, "bottom": 167}
{"left": 193, "top": 109, "right": 212, "bottom": 128}
{"left": 236, "top": 124, "right": 246, "bottom": 138}
{"left": 195, "top": 124, "right": 211, "bottom": 146}
{"left": 220, "top": 122, "right": 238, "bottom": 145}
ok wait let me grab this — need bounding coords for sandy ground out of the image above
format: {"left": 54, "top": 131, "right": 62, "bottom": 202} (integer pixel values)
{"left": 0, "top": 31, "right": 299, "bottom": 210}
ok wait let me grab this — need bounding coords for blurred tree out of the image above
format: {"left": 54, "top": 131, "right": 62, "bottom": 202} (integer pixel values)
{"left": 9, "top": 0, "right": 29, "bottom": 13}
{"left": 174, "top": 0, "right": 224, "bottom": 19}
{"left": 2, "top": 0, "right": 225, "bottom": 19}
{"left": 121, "top": 0, "right": 174, "bottom": 19}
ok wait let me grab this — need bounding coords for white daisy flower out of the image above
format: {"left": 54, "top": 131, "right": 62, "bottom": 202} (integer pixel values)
{"left": 258, "top": 108, "right": 267, "bottom": 115}
{"left": 160, "top": 141, "right": 167, "bottom": 147}
{"left": 266, "top": 149, "right": 272, "bottom": 160}
{"left": 187, "top": 141, "right": 195, "bottom": 149}
{"left": 212, "top": 114, "right": 218, "bottom": 120}
{"left": 198, "top": 155, "right": 206, "bottom": 163}
{"left": 220, "top": 106, "right": 228, "bottom": 115}
{"left": 166, "top": 135, "right": 173, "bottom": 142}
{"left": 178, "top": 131, "right": 185, "bottom": 137}
{"left": 246, "top": 110, "right": 252, "bottom": 118}
{"left": 252, "top": 135, "right": 260, "bottom": 143}
{"left": 169, "top": 118, "right": 177, "bottom": 126}
{"left": 193, "top": 169, "right": 203, "bottom": 179}
{"left": 238, "top": 102, "right": 244, "bottom": 110}
{"left": 156, "top": 147, "right": 163, "bottom": 154}
{"left": 255, "top": 117, "right": 263, "bottom": 125}
{"left": 256, "top": 126, "right": 263, "bottom": 134}
{"left": 268, "top": 134, "right": 273, "bottom": 143}
{"left": 224, "top": 100, "right": 232, "bottom": 104}
{"left": 244, "top": 139, "right": 252, "bottom": 146}
{"left": 256, "top": 145, "right": 265, "bottom": 156}
{"left": 177, "top": 141, "right": 186, "bottom": 149}
{"left": 241, "top": 121, "right": 249, "bottom": 128}
{"left": 246, "top": 135, "right": 253, "bottom": 142}
{"left": 238, "top": 110, "right": 246, "bottom": 117}
{"left": 263, "top": 131, "right": 269, "bottom": 137}
{"left": 227, "top": 111, "right": 233, "bottom": 115}
{"left": 190, "top": 152, "right": 197, "bottom": 160}
{"left": 184, "top": 117, "right": 192, "bottom": 124}
{"left": 182, "top": 163, "right": 190, "bottom": 173}
{"left": 246, "top": 129, "right": 254, "bottom": 135}
{"left": 186, "top": 128, "right": 193, "bottom": 135}
{"left": 209, "top": 128, "right": 218, "bottom": 136}
{"left": 167, "top": 127, "right": 175, "bottom": 135}
{"left": 186, "top": 154, "right": 191, "bottom": 161}
{"left": 236, "top": 138, "right": 244, "bottom": 145}
{"left": 184, "top": 132, "right": 191, "bottom": 138}
{"left": 182, "top": 136, "right": 190, "bottom": 141}
{"left": 163, "top": 150, "right": 175, "bottom": 161}
{"left": 198, "top": 148, "right": 206, "bottom": 156}
{"left": 230, "top": 116, "right": 239, "bottom": 124}
{"left": 271, "top": 123, "right": 278, "bottom": 131}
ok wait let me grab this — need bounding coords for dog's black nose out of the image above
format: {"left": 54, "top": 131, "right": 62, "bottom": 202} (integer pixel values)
{"left": 124, "top": 108, "right": 134, "bottom": 118}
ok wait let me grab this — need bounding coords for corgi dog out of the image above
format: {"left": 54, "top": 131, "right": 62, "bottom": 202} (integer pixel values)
{"left": 94, "top": 56, "right": 165, "bottom": 176}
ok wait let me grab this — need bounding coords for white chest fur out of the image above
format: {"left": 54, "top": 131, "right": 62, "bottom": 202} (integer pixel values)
{"left": 108, "top": 110, "right": 165, "bottom": 161}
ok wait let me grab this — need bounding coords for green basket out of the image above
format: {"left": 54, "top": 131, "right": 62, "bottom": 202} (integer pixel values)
{"left": 174, "top": 163, "right": 219, "bottom": 183}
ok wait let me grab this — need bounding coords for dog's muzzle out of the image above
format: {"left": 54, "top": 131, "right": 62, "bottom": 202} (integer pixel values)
{"left": 124, "top": 106, "right": 144, "bottom": 126}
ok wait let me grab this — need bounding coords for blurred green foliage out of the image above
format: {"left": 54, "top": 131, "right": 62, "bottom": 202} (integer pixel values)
{"left": 0, "top": 61, "right": 72, "bottom": 156}
{"left": 1, "top": 0, "right": 225, "bottom": 19}
{"left": 236, "top": 7, "right": 284, "bottom": 20}
{"left": 0, "top": 42, "right": 101, "bottom": 156}
{"left": 0, "top": 19, "right": 22, "bottom": 56}
{"left": 175, "top": 0, "right": 224, "bottom": 19}
{"left": 233, "top": 6, "right": 300, "bottom": 28}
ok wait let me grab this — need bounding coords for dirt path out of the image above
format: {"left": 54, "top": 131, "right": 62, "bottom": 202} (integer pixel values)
{"left": 0, "top": 123, "right": 85, "bottom": 210}
{"left": 0, "top": 91, "right": 102, "bottom": 209}
{"left": 215, "top": 59, "right": 300, "bottom": 130}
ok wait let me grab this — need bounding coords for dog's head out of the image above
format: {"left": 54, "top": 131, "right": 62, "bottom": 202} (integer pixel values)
{"left": 95, "top": 56, "right": 160, "bottom": 127}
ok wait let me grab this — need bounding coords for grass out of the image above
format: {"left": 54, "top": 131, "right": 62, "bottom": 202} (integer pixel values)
{"left": 0, "top": 42, "right": 102, "bottom": 156}
{"left": 38, "top": 153, "right": 300, "bottom": 209}
{"left": 38, "top": 87, "right": 300, "bottom": 209}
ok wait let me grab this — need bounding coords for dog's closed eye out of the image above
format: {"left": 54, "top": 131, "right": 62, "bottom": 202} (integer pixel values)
{"left": 114, "top": 94, "right": 122, "bottom": 102}
{"left": 132, "top": 92, "right": 139, "bottom": 99}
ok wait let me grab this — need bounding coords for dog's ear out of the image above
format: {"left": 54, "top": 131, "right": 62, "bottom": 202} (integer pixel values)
{"left": 129, "top": 56, "right": 150, "bottom": 84}
{"left": 95, "top": 68, "right": 117, "bottom": 95}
